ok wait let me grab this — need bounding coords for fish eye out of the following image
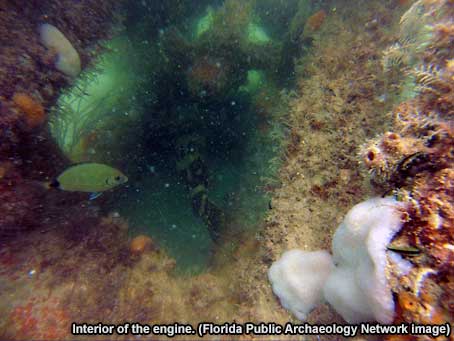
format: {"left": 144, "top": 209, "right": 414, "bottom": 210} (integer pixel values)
{"left": 115, "top": 176, "right": 121, "bottom": 181}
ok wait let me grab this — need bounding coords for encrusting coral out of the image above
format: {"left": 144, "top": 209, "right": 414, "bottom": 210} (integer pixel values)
{"left": 12, "top": 92, "right": 46, "bottom": 129}
{"left": 359, "top": 0, "right": 454, "bottom": 336}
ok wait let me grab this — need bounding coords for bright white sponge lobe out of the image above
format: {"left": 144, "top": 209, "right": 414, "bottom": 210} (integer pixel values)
{"left": 268, "top": 197, "right": 404, "bottom": 324}
{"left": 39, "top": 23, "right": 81, "bottom": 77}
{"left": 326, "top": 197, "right": 403, "bottom": 324}
{"left": 323, "top": 265, "right": 375, "bottom": 322}
{"left": 268, "top": 249, "right": 334, "bottom": 320}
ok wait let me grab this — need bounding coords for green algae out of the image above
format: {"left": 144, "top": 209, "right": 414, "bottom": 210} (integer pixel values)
{"left": 195, "top": 6, "right": 215, "bottom": 38}
{"left": 246, "top": 22, "right": 271, "bottom": 44}
{"left": 239, "top": 69, "right": 266, "bottom": 94}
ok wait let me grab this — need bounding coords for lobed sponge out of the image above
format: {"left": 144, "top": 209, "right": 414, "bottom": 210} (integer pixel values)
{"left": 327, "top": 197, "right": 404, "bottom": 323}
{"left": 269, "top": 197, "right": 404, "bottom": 324}
{"left": 268, "top": 249, "right": 334, "bottom": 320}
{"left": 323, "top": 266, "right": 374, "bottom": 322}
{"left": 39, "top": 23, "right": 81, "bottom": 78}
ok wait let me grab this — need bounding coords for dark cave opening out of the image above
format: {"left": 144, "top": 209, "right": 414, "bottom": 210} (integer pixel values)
{"left": 45, "top": 0, "right": 309, "bottom": 272}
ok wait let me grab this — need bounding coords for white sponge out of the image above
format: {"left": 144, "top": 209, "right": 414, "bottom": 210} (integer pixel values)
{"left": 326, "top": 197, "right": 403, "bottom": 323}
{"left": 39, "top": 24, "right": 81, "bottom": 77}
{"left": 268, "top": 197, "right": 403, "bottom": 324}
{"left": 268, "top": 249, "right": 334, "bottom": 320}
{"left": 323, "top": 266, "right": 375, "bottom": 322}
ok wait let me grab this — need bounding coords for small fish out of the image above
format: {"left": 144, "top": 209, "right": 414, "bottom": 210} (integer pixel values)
{"left": 387, "top": 242, "right": 421, "bottom": 256}
{"left": 47, "top": 163, "right": 128, "bottom": 193}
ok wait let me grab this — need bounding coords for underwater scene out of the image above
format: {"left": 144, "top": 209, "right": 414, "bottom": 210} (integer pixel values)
{"left": 0, "top": 0, "right": 453, "bottom": 340}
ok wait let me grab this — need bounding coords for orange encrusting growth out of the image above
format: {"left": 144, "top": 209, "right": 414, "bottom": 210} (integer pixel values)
{"left": 397, "top": 0, "right": 411, "bottom": 6}
{"left": 398, "top": 291, "right": 419, "bottom": 313}
{"left": 130, "top": 235, "right": 154, "bottom": 256}
{"left": 7, "top": 300, "right": 70, "bottom": 340}
{"left": 306, "top": 10, "right": 327, "bottom": 32}
{"left": 12, "top": 92, "right": 46, "bottom": 128}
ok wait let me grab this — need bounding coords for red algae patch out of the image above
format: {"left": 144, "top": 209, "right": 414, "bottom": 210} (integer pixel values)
{"left": 12, "top": 92, "right": 46, "bottom": 128}
{"left": 7, "top": 298, "right": 71, "bottom": 340}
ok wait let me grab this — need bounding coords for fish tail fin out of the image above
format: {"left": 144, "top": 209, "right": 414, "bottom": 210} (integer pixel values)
{"left": 40, "top": 179, "right": 60, "bottom": 190}
{"left": 89, "top": 192, "right": 102, "bottom": 200}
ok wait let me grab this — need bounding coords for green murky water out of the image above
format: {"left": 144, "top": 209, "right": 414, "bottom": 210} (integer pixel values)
{"left": 48, "top": 0, "right": 312, "bottom": 271}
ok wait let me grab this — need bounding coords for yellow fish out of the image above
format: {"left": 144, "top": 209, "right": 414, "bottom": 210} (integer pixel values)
{"left": 48, "top": 163, "right": 128, "bottom": 193}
